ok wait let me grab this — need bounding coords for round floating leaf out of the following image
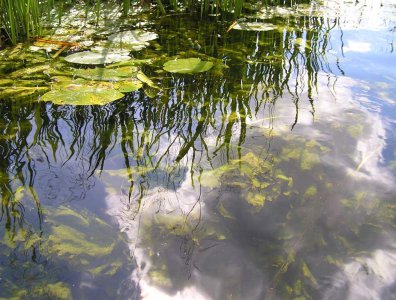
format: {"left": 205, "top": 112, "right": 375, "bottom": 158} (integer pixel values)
{"left": 114, "top": 80, "right": 143, "bottom": 93}
{"left": 64, "top": 51, "right": 131, "bottom": 65}
{"left": 73, "top": 66, "right": 138, "bottom": 81}
{"left": 40, "top": 83, "right": 125, "bottom": 105}
{"left": 108, "top": 30, "right": 158, "bottom": 44}
{"left": 91, "top": 46, "right": 131, "bottom": 56}
{"left": 0, "top": 86, "right": 49, "bottom": 99}
{"left": 163, "top": 58, "right": 214, "bottom": 74}
{"left": 232, "top": 22, "right": 277, "bottom": 31}
{"left": 105, "top": 58, "right": 153, "bottom": 68}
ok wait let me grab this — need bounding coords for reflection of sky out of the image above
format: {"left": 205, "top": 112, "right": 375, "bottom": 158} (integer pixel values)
{"left": 249, "top": 73, "right": 394, "bottom": 184}
{"left": 104, "top": 74, "right": 396, "bottom": 300}
{"left": 330, "top": 29, "right": 396, "bottom": 80}
{"left": 104, "top": 2, "right": 396, "bottom": 298}
{"left": 324, "top": 0, "right": 396, "bottom": 31}
{"left": 322, "top": 0, "right": 396, "bottom": 168}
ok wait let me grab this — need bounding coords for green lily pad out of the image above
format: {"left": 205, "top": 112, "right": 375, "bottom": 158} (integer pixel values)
{"left": 40, "top": 83, "right": 125, "bottom": 105}
{"left": 163, "top": 58, "right": 214, "bottom": 74}
{"left": 0, "top": 86, "right": 49, "bottom": 99}
{"left": 136, "top": 71, "right": 161, "bottom": 89}
{"left": 114, "top": 80, "right": 143, "bottom": 92}
{"left": 64, "top": 51, "right": 131, "bottom": 65}
{"left": 108, "top": 30, "right": 158, "bottom": 44}
{"left": 73, "top": 66, "right": 138, "bottom": 81}
{"left": 91, "top": 46, "right": 131, "bottom": 56}
{"left": 232, "top": 22, "right": 277, "bottom": 31}
{"left": 105, "top": 58, "right": 153, "bottom": 68}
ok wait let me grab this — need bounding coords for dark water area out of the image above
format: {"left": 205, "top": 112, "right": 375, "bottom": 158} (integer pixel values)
{"left": 1, "top": 0, "right": 396, "bottom": 299}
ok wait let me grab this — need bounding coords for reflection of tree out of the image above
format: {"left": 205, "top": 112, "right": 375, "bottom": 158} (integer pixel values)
{"left": 0, "top": 100, "right": 43, "bottom": 238}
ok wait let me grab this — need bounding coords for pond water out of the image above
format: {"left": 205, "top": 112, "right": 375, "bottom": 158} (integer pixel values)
{"left": 1, "top": 0, "right": 396, "bottom": 299}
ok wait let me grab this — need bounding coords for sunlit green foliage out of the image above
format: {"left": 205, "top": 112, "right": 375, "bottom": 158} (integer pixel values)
{"left": 163, "top": 58, "right": 214, "bottom": 74}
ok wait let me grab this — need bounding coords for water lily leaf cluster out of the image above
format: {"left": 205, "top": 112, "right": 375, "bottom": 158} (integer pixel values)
{"left": 0, "top": 41, "right": 159, "bottom": 103}
{"left": 38, "top": 63, "right": 160, "bottom": 105}
{"left": 40, "top": 66, "right": 148, "bottom": 105}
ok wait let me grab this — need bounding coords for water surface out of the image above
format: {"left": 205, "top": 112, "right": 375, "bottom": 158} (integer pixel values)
{"left": 1, "top": 0, "right": 396, "bottom": 299}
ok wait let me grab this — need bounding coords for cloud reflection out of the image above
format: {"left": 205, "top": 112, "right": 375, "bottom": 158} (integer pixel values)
{"left": 103, "top": 71, "right": 396, "bottom": 299}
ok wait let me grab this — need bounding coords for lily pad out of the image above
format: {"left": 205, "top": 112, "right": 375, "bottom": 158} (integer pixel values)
{"left": 91, "top": 45, "right": 131, "bottom": 56}
{"left": 137, "top": 71, "right": 161, "bottom": 89}
{"left": 105, "top": 58, "right": 153, "bottom": 68}
{"left": 73, "top": 66, "right": 138, "bottom": 81}
{"left": 163, "top": 58, "right": 214, "bottom": 74}
{"left": 114, "top": 80, "right": 143, "bottom": 93}
{"left": 40, "top": 83, "right": 125, "bottom": 105}
{"left": 0, "top": 86, "right": 49, "bottom": 99}
{"left": 64, "top": 51, "right": 131, "bottom": 65}
{"left": 108, "top": 30, "right": 158, "bottom": 44}
{"left": 232, "top": 22, "right": 277, "bottom": 31}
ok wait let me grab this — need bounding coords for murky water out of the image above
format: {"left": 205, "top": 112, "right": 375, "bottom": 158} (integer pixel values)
{"left": 1, "top": 0, "right": 396, "bottom": 299}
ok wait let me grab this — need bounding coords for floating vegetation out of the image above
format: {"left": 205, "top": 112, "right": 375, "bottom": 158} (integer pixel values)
{"left": 73, "top": 66, "right": 138, "bottom": 81}
{"left": 106, "top": 30, "right": 158, "bottom": 51}
{"left": 136, "top": 70, "right": 161, "bottom": 89}
{"left": 163, "top": 58, "right": 214, "bottom": 74}
{"left": 232, "top": 22, "right": 277, "bottom": 31}
{"left": 40, "top": 64, "right": 148, "bottom": 104}
{"left": 108, "top": 30, "right": 158, "bottom": 44}
{"left": 64, "top": 51, "right": 131, "bottom": 65}
{"left": 40, "top": 82, "right": 125, "bottom": 105}
{"left": 0, "top": 87, "right": 49, "bottom": 100}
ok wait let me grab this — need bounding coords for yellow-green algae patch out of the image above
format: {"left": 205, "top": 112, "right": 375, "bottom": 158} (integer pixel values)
{"left": 48, "top": 224, "right": 115, "bottom": 257}
{"left": 11, "top": 282, "right": 73, "bottom": 300}
{"left": 304, "top": 186, "right": 317, "bottom": 198}
{"left": 347, "top": 124, "right": 364, "bottom": 138}
{"left": 149, "top": 267, "right": 172, "bottom": 288}
{"left": 199, "top": 152, "right": 292, "bottom": 210}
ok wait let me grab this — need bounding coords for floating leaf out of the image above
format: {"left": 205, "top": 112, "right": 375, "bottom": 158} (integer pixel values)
{"left": 105, "top": 58, "right": 153, "bottom": 68}
{"left": 232, "top": 22, "right": 277, "bottom": 31}
{"left": 0, "top": 86, "right": 49, "bottom": 99}
{"left": 73, "top": 66, "right": 138, "bottom": 81}
{"left": 64, "top": 51, "right": 131, "bottom": 65}
{"left": 40, "top": 83, "right": 124, "bottom": 105}
{"left": 137, "top": 71, "right": 161, "bottom": 89}
{"left": 108, "top": 30, "right": 158, "bottom": 44}
{"left": 10, "top": 64, "right": 51, "bottom": 78}
{"left": 114, "top": 80, "right": 143, "bottom": 93}
{"left": 0, "top": 79, "right": 14, "bottom": 86}
{"left": 91, "top": 45, "right": 131, "bottom": 56}
{"left": 163, "top": 58, "right": 213, "bottom": 74}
